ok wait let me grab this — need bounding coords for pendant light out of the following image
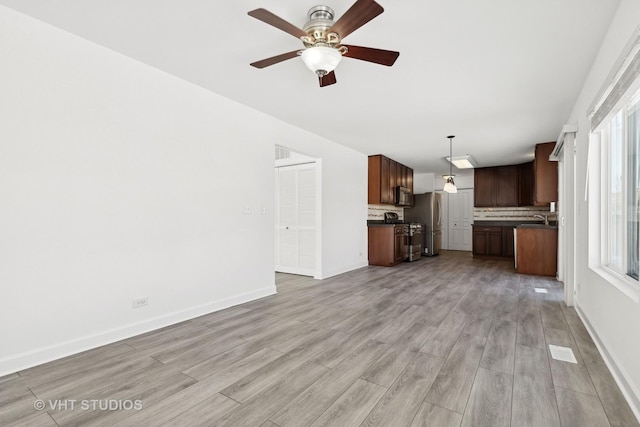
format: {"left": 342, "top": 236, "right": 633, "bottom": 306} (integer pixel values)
{"left": 443, "top": 135, "right": 458, "bottom": 193}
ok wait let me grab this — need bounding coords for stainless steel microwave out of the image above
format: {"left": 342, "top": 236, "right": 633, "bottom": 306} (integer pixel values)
{"left": 395, "top": 186, "right": 412, "bottom": 206}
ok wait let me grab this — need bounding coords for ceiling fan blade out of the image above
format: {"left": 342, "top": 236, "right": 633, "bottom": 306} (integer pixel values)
{"left": 342, "top": 45, "right": 399, "bottom": 66}
{"left": 248, "top": 8, "right": 309, "bottom": 40}
{"left": 329, "top": 0, "right": 384, "bottom": 40}
{"left": 319, "top": 71, "right": 337, "bottom": 87}
{"left": 250, "top": 50, "right": 300, "bottom": 69}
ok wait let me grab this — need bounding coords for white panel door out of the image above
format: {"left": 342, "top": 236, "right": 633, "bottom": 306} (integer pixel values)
{"left": 448, "top": 189, "right": 474, "bottom": 251}
{"left": 449, "top": 192, "right": 462, "bottom": 249}
{"left": 275, "top": 163, "right": 316, "bottom": 276}
{"left": 460, "top": 189, "right": 474, "bottom": 249}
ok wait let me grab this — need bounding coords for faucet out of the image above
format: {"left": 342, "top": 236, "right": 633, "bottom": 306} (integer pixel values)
{"left": 533, "top": 214, "right": 549, "bottom": 226}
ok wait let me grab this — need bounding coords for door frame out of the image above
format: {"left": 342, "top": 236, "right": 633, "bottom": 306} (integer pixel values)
{"left": 274, "top": 152, "right": 323, "bottom": 279}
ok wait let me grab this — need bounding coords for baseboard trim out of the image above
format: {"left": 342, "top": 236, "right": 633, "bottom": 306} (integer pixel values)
{"left": 318, "top": 261, "right": 369, "bottom": 280}
{"left": 576, "top": 305, "right": 640, "bottom": 423}
{"left": 0, "top": 285, "right": 276, "bottom": 377}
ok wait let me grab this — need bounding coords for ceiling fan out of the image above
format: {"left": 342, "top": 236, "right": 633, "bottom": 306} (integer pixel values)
{"left": 248, "top": 0, "right": 399, "bottom": 87}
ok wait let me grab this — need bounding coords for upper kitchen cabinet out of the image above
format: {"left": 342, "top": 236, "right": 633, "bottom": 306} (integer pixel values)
{"left": 474, "top": 167, "right": 496, "bottom": 207}
{"left": 474, "top": 165, "right": 519, "bottom": 207}
{"left": 369, "top": 155, "right": 393, "bottom": 204}
{"left": 368, "top": 155, "right": 414, "bottom": 205}
{"left": 533, "top": 142, "right": 558, "bottom": 206}
{"left": 495, "top": 165, "right": 519, "bottom": 206}
{"left": 473, "top": 143, "right": 556, "bottom": 208}
{"left": 518, "top": 161, "right": 534, "bottom": 206}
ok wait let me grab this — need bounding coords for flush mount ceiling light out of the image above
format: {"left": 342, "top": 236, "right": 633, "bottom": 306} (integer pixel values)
{"left": 446, "top": 155, "right": 477, "bottom": 169}
{"left": 443, "top": 135, "right": 458, "bottom": 194}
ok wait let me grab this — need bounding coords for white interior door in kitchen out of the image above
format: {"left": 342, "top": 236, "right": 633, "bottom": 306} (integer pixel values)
{"left": 448, "top": 188, "right": 474, "bottom": 251}
{"left": 275, "top": 162, "right": 320, "bottom": 277}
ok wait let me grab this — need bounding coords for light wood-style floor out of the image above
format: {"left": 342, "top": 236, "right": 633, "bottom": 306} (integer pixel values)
{"left": 2, "top": 251, "right": 638, "bottom": 426}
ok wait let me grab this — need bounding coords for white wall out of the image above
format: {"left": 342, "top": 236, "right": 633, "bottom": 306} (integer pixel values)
{"left": 414, "top": 173, "right": 435, "bottom": 194}
{"left": 0, "top": 6, "right": 367, "bottom": 375}
{"left": 564, "top": 0, "right": 640, "bottom": 416}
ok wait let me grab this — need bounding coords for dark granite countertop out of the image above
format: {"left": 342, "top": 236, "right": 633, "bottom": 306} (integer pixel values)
{"left": 367, "top": 221, "right": 408, "bottom": 227}
{"left": 473, "top": 220, "right": 544, "bottom": 227}
{"left": 516, "top": 224, "right": 559, "bottom": 229}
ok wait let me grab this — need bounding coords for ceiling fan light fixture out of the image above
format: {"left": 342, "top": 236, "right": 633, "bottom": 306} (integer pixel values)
{"left": 301, "top": 46, "right": 342, "bottom": 75}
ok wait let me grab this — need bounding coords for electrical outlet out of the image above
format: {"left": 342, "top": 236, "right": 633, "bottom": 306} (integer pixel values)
{"left": 243, "top": 206, "right": 251, "bottom": 215}
{"left": 132, "top": 297, "right": 148, "bottom": 308}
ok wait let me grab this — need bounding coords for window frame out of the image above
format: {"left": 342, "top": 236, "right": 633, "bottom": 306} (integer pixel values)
{"left": 592, "top": 83, "right": 640, "bottom": 300}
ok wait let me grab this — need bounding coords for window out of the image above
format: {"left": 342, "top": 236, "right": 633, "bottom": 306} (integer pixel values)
{"left": 588, "top": 29, "right": 640, "bottom": 299}
{"left": 598, "top": 86, "right": 640, "bottom": 282}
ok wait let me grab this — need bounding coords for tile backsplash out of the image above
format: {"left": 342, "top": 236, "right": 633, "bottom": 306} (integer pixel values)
{"left": 368, "top": 204, "right": 404, "bottom": 221}
{"left": 367, "top": 205, "right": 556, "bottom": 222}
{"left": 474, "top": 206, "right": 557, "bottom": 222}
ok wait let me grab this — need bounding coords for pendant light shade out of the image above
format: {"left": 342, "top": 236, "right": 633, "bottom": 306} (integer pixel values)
{"left": 443, "top": 176, "right": 458, "bottom": 193}
{"left": 444, "top": 135, "right": 458, "bottom": 193}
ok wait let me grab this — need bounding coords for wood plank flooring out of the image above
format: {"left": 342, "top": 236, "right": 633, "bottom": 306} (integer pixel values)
{"left": 1, "top": 251, "right": 638, "bottom": 426}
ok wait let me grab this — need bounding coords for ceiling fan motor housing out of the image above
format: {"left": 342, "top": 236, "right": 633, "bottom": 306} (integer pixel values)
{"left": 303, "top": 5, "right": 339, "bottom": 46}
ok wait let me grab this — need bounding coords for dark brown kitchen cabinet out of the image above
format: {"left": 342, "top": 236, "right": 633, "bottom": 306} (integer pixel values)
{"left": 472, "top": 226, "right": 503, "bottom": 256}
{"left": 516, "top": 226, "right": 558, "bottom": 276}
{"left": 389, "top": 159, "right": 398, "bottom": 197}
{"left": 394, "top": 225, "right": 409, "bottom": 264}
{"left": 495, "top": 166, "right": 519, "bottom": 206}
{"left": 368, "top": 225, "right": 409, "bottom": 266}
{"left": 473, "top": 225, "right": 514, "bottom": 259}
{"left": 368, "top": 155, "right": 414, "bottom": 205}
{"left": 518, "top": 162, "right": 534, "bottom": 206}
{"left": 534, "top": 142, "right": 558, "bottom": 206}
{"left": 474, "top": 167, "right": 496, "bottom": 207}
{"left": 502, "top": 226, "right": 515, "bottom": 257}
{"left": 369, "top": 155, "right": 391, "bottom": 205}
{"left": 475, "top": 164, "right": 534, "bottom": 207}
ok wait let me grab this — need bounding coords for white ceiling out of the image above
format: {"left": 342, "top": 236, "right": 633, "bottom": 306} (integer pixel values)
{"left": 0, "top": 0, "right": 620, "bottom": 176}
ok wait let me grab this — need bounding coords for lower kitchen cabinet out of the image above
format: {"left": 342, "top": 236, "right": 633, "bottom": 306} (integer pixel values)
{"left": 472, "top": 224, "right": 516, "bottom": 259}
{"left": 368, "top": 225, "right": 409, "bottom": 266}
{"left": 472, "top": 226, "right": 503, "bottom": 256}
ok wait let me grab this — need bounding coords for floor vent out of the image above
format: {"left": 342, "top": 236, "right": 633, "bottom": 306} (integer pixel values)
{"left": 549, "top": 345, "right": 578, "bottom": 363}
{"left": 534, "top": 287, "right": 549, "bottom": 294}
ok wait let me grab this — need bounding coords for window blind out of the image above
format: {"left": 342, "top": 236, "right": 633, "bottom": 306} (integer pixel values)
{"left": 589, "top": 27, "right": 640, "bottom": 132}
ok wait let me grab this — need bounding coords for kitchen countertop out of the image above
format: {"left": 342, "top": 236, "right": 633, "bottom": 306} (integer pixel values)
{"left": 517, "top": 224, "right": 558, "bottom": 229}
{"left": 473, "top": 220, "right": 545, "bottom": 227}
{"left": 367, "top": 221, "right": 408, "bottom": 227}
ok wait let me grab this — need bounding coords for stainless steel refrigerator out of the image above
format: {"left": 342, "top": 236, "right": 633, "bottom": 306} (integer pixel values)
{"left": 404, "top": 192, "right": 442, "bottom": 256}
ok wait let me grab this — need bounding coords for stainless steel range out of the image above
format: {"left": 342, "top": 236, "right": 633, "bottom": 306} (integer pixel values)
{"left": 408, "top": 223, "right": 424, "bottom": 262}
